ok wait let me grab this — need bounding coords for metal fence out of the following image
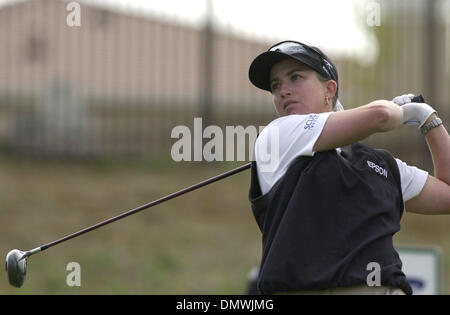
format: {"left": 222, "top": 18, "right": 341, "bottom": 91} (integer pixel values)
{"left": 0, "top": 0, "right": 448, "bottom": 169}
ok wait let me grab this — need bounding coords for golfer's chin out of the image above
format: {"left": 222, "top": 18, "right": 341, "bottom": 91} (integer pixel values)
{"left": 284, "top": 107, "right": 309, "bottom": 116}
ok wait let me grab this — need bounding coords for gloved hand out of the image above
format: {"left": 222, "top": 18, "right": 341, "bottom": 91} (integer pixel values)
{"left": 392, "top": 93, "right": 415, "bottom": 106}
{"left": 401, "top": 102, "right": 436, "bottom": 127}
{"left": 392, "top": 93, "right": 436, "bottom": 127}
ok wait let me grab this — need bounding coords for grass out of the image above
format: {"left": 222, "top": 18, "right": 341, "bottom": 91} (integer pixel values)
{"left": 1, "top": 154, "right": 449, "bottom": 294}
{"left": 0, "top": 154, "right": 261, "bottom": 294}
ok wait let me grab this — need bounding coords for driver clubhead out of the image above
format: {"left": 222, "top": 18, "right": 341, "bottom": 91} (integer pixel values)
{"left": 5, "top": 249, "right": 27, "bottom": 288}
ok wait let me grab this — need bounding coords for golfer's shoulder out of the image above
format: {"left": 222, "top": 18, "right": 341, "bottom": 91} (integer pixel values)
{"left": 257, "top": 113, "right": 331, "bottom": 144}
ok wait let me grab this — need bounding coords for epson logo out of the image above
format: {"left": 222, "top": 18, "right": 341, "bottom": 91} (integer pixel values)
{"left": 367, "top": 160, "right": 388, "bottom": 178}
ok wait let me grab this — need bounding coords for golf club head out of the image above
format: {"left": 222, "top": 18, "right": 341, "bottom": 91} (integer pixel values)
{"left": 5, "top": 249, "right": 27, "bottom": 288}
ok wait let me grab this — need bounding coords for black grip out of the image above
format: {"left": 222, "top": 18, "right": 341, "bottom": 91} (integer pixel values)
{"left": 411, "top": 94, "right": 425, "bottom": 103}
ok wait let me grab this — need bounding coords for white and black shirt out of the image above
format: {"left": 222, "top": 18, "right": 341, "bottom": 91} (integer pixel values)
{"left": 249, "top": 112, "right": 424, "bottom": 294}
{"left": 254, "top": 113, "right": 428, "bottom": 200}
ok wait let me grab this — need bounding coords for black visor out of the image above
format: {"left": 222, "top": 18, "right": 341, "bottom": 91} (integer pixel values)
{"left": 249, "top": 40, "right": 338, "bottom": 95}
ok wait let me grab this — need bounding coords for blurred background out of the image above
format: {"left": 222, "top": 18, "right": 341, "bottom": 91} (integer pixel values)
{"left": 0, "top": 0, "right": 449, "bottom": 294}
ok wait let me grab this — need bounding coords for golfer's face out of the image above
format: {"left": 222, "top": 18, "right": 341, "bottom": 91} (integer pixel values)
{"left": 270, "top": 59, "right": 328, "bottom": 116}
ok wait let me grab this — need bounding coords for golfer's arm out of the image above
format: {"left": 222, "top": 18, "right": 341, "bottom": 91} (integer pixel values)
{"left": 313, "top": 100, "right": 402, "bottom": 152}
{"left": 405, "top": 175, "right": 450, "bottom": 214}
{"left": 405, "top": 115, "right": 450, "bottom": 215}
{"left": 423, "top": 114, "right": 450, "bottom": 185}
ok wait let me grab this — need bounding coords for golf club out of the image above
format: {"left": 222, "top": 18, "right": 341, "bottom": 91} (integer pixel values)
{"left": 6, "top": 162, "right": 251, "bottom": 288}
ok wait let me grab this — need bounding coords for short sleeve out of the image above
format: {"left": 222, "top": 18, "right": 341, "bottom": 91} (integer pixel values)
{"left": 254, "top": 112, "right": 332, "bottom": 195}
{"left": 395, "top": 158, "right": 429, "bottom": 202}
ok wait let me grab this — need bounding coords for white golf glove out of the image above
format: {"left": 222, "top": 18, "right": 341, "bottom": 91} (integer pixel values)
{"left": 392, "top": 93, "right": 415, "bottom": 106}
{"left": 392, "top": 93, "right": 436, "bottom": 127}
{"left": 401, "top": 102, "right": 436, "bottom": 127}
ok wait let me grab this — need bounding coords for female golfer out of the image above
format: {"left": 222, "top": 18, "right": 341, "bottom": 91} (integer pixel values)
{"left": 248, "top": 40, "right": 450, "bottom": 295}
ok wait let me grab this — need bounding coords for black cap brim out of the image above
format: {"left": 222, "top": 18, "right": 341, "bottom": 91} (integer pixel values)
{"left": 248, "top": 51, "right": 322, "bottom": 92}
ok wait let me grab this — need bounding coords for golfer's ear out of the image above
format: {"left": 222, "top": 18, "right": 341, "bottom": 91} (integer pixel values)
{"left": 325, "top": 80, "right": 337, "bottom": 100}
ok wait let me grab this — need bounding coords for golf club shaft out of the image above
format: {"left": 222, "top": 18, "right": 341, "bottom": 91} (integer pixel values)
{"left": 32, "top": 162, "right": 251, "bottom": 254}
